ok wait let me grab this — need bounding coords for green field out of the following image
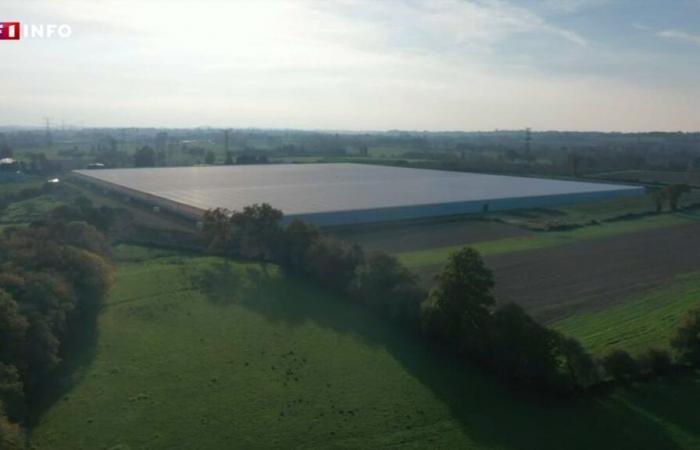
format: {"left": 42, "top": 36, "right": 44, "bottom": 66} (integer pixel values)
{"left": 588, "top": 170, "right": 700, "bottom": 187}
{"left": 396, "top": 212, "right": 699, "bottom": 268}
{"left": 489, "top": 192, "right": 700, "bottom": 230}
{"left": 552, "top": 272, "right": 700, "bottom": 357}
{"left": 0, "top": 195, "right": 64, "bottom": 224}
{"left": 0, "top": 178, "right": 45, "bottom": 195}
{"left": 29, "top": 245, "right": 700, "bottom": 449}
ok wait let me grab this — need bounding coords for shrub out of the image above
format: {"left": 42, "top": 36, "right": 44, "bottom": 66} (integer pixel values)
{"left": 601, "top": 350, "right": 640, "bottom": 380}
{"left": 639, "top": 348, "right": 673, "bottom": 376}
{"left": 303, "top": 236, "right": 363, "bottom": 292}
{"left": 486, "top": 303, "right": 565, "bottom": 390}
{"left": 351, "top": 252, "right": 425, "bottom": 324}
{"left": 671, "top": 307, "right": 700, "bottom": 367}
{"left": 0, "top": 364, "right": 25, "bottom": 422}
{"left": 559, "top": 336, "right": 600, "bottom": 388}
{"left": 277, "top": 219, "right": 320, "bottom": 274}
{"left": 0, "top": 405, "right": 24, "bottom": 450}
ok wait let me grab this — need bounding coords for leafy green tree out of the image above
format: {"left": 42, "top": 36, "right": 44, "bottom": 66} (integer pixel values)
{"left": 421, "top": 247, "right": 494, "bottom": 354}
{"left": 649, "top": 188, "right": 663, "bottom": 213}
{"left": 201, "top": 208, "right": 232, "bottom": 250}
{"left": 24, "top": 318, "right": 61, "bottom": 379}
{"left": 277, "top": 219, "right": 320, "bottom": 274}
{"left": 50, "top": 197, "right": 122, "bottom": 233}
{"left": 20, "top": 272, "right": 74, "bottom": 330}
{"left": 671, "top": 307, "right": 700, "bottom": 366}
{"left": 667, "top": 184, "right": 691, "bottom": 211}
{"left": 352, "top": 252, "right": 426, "bottom": 324}
{"left": 0, "top": 404, "right": 24, "bottom": 450}
{"left": 640, "top": 348, "right": 673, "bottom": 375}
{"left": 487, "top": 303, "right": 564, "bottom": 389}
{"left": 559, "top": 336, "right": 599, "bottom": 388}
{"left": 204, "top": 150, "right": 216, "bottom": 165}
{"left": 0, "top": 292, "right": 27, "bottom": 370}
{"left": 0, "top": 364, "right": 24, "bottom": 422}
{"left": 229, "top": 204, "right": 284, "bottom": 260}
{"left": 133, "top": 146, "right": 156, "bottom": 167}
{"left": 304, "top": 236, "right": 363, "bottom": 291}
{"left": 0, "top": 210, "right": 114, "bottom": 440}
{"left": 59, "top": 247, "right": 113, "bottom": 308}
{"left": 601, "top": 350, "right": 640, "bottom": 380}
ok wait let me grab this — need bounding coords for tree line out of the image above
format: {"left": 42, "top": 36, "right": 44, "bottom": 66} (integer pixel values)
{"left": 202, "top": 204, "right": 700, "bottom": 395}
{"left": 0, "top": 201, "right": 116, "bottom": 449}
{"left": 201, "top": 205, "right": 591, "bottom": 392}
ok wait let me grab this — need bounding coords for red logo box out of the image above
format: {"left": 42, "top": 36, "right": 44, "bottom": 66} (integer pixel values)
{"left": 0, "top": 22, "right": 20, "bottom": 40}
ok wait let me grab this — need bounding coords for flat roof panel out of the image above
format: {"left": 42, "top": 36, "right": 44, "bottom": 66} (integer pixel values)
{"left": 74, "top": 163, "right": 642, "bottom": 216}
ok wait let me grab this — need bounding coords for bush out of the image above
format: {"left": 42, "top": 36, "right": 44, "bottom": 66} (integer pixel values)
{"left": 671, "top": 307, "right": 700, "bottom": 367}
{"left": 0, "top": 364, "right": 24, "bottom": 422}
{"left": 601, "top": 350, "right": 640, "bottom": 380}
{"left": 50, "top": 196, "right": 123, "bottom": 233}
{"left": 559, "top": 336, "right": 600, "bottom": 388}
{"left": 639, "top": 348, "right": 673, "bottom": 376}
{"left": 0, "top": 406, "right": 24, "bottom": 450}
{"left": 486, "top": 303, "right": 565, "bottom": 390}
{"left": 277, "top": 219, "right": 320, "bottom": 274}
{"left": 303, "top": 236, "right": 363, "bottom": 292}
{"left": 351, "top": 252, "right": 425, "bottom": 324}
{"left": 202, "top": 204, "right": 284, "bottom": 260}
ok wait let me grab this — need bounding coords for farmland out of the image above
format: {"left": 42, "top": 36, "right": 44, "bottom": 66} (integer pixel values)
{"left": 342, "top": 192, "right": 700, "bottom": 358}
{"left": 486, "top": 218, "right": 700, "bottom": 321}
{"left": 29, "top": 245, "right": 700, "bottom": 450}
{"left": 552, "top": 271, "right": 700, "bottom": 357}
{"left": 589, "top": 170, "right": 700, "bottom": 187}
{"left": 5, "top": 167, "right": 700, "bottom": 449}
{"left": 336, "top": 217, "right": 531, "bottom": 255}
{"left": 394, "top": 212, "right": 698, "bottom": 269}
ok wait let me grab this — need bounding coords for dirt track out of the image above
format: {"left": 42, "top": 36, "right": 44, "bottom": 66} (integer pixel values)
{"left": 486, "top": 221, "right": 700, "bottom": 322}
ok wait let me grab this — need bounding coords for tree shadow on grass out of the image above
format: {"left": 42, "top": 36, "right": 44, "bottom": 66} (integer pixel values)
{"left": 26, "top": 303, "right": 100, "bottom": 429}
{"left": 191, "top": 261, "right": 686, "bottom": 450}
{"left": 192, "top": 261, "right": 389, "bottom": 348}
{"left": 614, "top": 374, "right": 700, "bottom": 445}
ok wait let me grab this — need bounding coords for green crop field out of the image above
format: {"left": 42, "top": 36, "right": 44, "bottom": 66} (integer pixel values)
{"left": 396, "top": 212, "right": 700, "bottom": 269}
{"left": 29, "top": 245, "right": 700, "bottom": 450}
{"left": 552, "top": 272, "right": 700, "bottom": 357}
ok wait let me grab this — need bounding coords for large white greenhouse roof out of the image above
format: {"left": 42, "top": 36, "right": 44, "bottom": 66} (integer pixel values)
{"left": 73, "top": 163, "right": 642, "bottom": 225}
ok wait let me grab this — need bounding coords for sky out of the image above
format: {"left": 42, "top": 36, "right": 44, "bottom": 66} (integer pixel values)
{"left": 1, "top": 0, "right": 699, "bottom": 131}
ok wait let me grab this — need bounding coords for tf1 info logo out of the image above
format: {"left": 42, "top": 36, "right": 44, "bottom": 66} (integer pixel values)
{"left": 0, "top": 22, "right": 20, "bottom": 40}
{"left": 0, "top": 22, "right": 73, "bottom": 40}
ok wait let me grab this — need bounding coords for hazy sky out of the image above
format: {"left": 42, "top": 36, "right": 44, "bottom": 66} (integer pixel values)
{"left": 2, "top": 0, "right": 699, "bottom": 131}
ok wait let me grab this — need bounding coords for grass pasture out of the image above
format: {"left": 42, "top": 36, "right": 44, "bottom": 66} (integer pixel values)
{"left": 29, "top": 245, "right": 700, "bottom": 449}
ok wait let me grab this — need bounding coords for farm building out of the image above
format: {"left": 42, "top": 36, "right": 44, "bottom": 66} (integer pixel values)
{"left": 72, "top": 163, "right": 644, "bottom": 226}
